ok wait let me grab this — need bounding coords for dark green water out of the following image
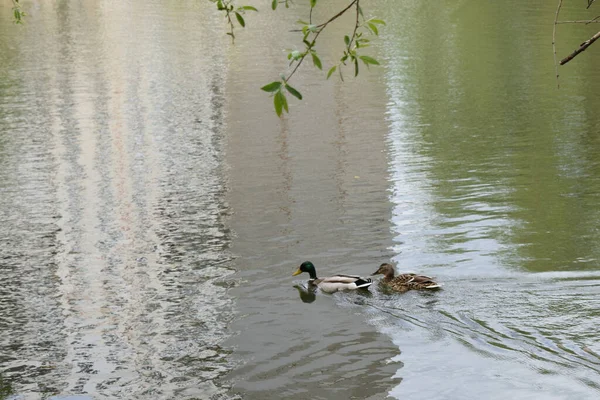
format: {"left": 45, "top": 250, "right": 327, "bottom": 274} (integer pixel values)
{"left": 1, "top": 0, "right": 600, "bottom": 399}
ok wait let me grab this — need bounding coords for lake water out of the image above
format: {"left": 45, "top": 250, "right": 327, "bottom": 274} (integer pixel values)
{"left": 1, "top": 0, "right": 600, "bottom": 399}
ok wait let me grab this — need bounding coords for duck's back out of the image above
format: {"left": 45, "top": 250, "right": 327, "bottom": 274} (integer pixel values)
{"left": 388, "top": 273, "right": 440, "bottom": 290}
{"left": 312, "top": 275, "right": 372, "bottom": 293}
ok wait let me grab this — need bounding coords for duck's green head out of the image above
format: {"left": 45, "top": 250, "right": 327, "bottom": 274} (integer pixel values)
{"left": 292, "top": 261, "right": 318, "bottom": 279}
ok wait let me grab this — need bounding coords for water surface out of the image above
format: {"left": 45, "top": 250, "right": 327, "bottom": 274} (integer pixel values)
{"left": 1, "top": 0, "right": 600, "bottom": 399}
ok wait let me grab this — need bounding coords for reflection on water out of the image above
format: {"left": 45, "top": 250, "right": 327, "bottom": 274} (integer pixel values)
{"left": 3, "top": 0, "right": 600, "bottom": 399}
{"left": 293, "top": 284, "right": 317, "bottom": 304}
{"left": 1, "top": 1, "right": 235, "bottom": 399}
{"left": 221, "top": 1, "right": 399, "bottom": 397}
{"left": 376, "top": 0, "right": 600, "bottom": 398}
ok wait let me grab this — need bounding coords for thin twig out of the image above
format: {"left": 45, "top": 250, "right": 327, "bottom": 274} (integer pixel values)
{"left": 290, "top": 0, "right": 358, "bottom": 32}
{"left": 347, "top": 0, "right": 361, "bottom": 52}
{"left": 553, "top": 0, "right": 563, "bottom": 88}
{"left": 311, "top": 0, "right": 358, "bottom": 30}
{"left": 226, "top": 10, "right": 235, "bottom": 42}
{"left": 555, "top": 19, "right": 600, "bottom": 24}
{"left": 588, "top": 15, "right": 600, "bottom": 24}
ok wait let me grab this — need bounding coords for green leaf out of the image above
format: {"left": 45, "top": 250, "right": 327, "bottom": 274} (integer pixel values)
{"left": 241, "top": 6, "right": 258, "bottom": 11}
{"left": 370, "top": 19, "right": 386, "bottom": 25}
{"left": 359, "top": 55, "right": 380, "bottom": 65}
{"left": 272, "top": 0, "right": 278, "bottom": 10}
{"left": 261, "top": 81, "right": 282, "bottom": 92}
{"left": 235, "top": 12, "right": 245, "bottom": 27}
{"left": 344, "top": 35, "right": 350, "bottom": 46}
{"left": 274, "top": 91, "right": 288, "bottom": 116}
{"left": 308, "top": 24, "right": 317, "bottom": 32}
{"left": 354, "top": 58, "right": 359, "bottom": 77}
{"left": 327, "top": 65, "right": 337, "bottom": 79}
{"left": 217, "top": 0, "right": 225, "bottom": 10}
{"left": 311, "top": 52, "right": 322, "bottom": 70}
{"left": 357, "top": 5, "right": 363, "bottom": 17}
{"left": 274, "top": 91, "right": 283, "bottom": 116}
{"left": 285, "top": 84, "right": 303, "bottom": 100}
{"left": 310, "top": 0, "right": 317, "bottom": 7}
{"left": 297, "top": 19, "right": 309, "bottom": 25}
{"left": 368, "top": 22, "right": 378, "bottom": 36}
{"left": 281, "top": 92, "right": 289, "bottom": 112}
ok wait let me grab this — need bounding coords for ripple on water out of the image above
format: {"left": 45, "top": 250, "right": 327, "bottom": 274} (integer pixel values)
{"left": 357, "top": 274, "right": 600, "bottom": 400}
{"left": 0, "top": 3, "right": 237, "bottom": 398}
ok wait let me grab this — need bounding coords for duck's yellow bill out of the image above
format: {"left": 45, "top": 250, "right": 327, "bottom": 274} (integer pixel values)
{"left": 292, "top": 268, "right": 302, "bottom": 276}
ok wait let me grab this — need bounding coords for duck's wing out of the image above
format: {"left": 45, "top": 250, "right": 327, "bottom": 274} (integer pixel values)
{"left": 330, "top": 274, "right": 373, "bottom": 286}
{"left": 410, "top": 275, "right": 436, "bottom": 283}
{"left": 324, "top": 274, "right": 362, "bottom": 282}
{"left": 393, "top": 273, "right": 418, "bottom": 284}
{"left": 390, "top": 273, "right": 440, "bottom": 289}
{"left": 409, "top": 275, "right": 441, "bottom": 289}
{"left": 317, "top": 275, "right": 372, "bottom": 292}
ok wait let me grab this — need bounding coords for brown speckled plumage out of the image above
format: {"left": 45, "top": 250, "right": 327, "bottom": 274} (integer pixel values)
{"left": 372, "top": 263, "right": 441, "bottom": 291}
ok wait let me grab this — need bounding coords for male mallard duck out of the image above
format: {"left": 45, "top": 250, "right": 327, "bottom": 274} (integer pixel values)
{"left": 371, "top": 263, "right": 441, "bottom": 292}
{"left": 292, "top": 261, "right": 372, "bottom": 293}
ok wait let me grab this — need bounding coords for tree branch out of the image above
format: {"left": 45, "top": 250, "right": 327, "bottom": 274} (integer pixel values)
{"left": 559, "top": 30, "right": 600, "bottom": 65}
{"left": 553, "top": 0, "right": 563, "bottom": 87}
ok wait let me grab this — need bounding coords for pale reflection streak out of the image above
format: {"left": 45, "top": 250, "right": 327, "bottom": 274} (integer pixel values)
{"left": 3, "top": 0, "right": 237, "bottom": 398}
{"left": 51, "top": 9, "right": 118, "bottom": 393}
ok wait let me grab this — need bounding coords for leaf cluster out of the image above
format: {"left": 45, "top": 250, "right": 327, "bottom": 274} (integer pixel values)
{"left": 271, "top": 0, "right": 292, "bottom": 10}
{"left": 210, "top": 0, "right": 257, "bottom": 42}
{"left": 261, "top": 81, "right": 302, "bottom": 117}
{"left": 327, "top": 16, "right": 385, "bottom": 81}
{"left": 263, "top": 0, "right": 385, "bottom": 116}
{"left": 12, "top": 0, "right": 26, "bottom": 24}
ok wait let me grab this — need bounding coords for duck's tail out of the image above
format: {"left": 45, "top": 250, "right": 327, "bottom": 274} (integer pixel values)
{"left": 424, "top": 283, "right": 442, "bottom": 289}
{"left": 354, "top": 278, "right": 373, "bottom": 289}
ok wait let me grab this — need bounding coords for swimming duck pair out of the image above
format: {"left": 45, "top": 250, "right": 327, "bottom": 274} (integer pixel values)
{"left": 292, "top": 261, "right": 441, "bottom": 293}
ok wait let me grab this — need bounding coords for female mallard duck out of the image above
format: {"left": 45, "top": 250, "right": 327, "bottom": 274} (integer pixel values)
{"left": 372, "top": 263, "right": 441, "bottom": 292}
{"left": 292, "top": 261, "right": 372, "bottom": 293}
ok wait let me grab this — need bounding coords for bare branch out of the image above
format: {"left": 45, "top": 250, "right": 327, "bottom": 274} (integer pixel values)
{"left": 553, "top": 0, "right": 563, "bottom": 88}
{"left": 556, "top": 19, "right": 600, "bottom": 24}
{"left": 560, "top": 30, "right": 600, "bottom": 65}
